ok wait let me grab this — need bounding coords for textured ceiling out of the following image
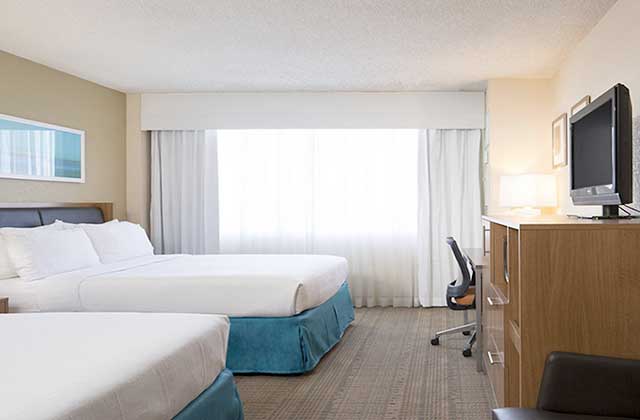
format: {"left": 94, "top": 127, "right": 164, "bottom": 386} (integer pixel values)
{"left": 0, "top": 0, "right": 616, "bottom": 92}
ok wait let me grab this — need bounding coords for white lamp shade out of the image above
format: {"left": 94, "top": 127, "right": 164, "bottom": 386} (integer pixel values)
{"left": 499, "top": 174, "right": 557, "bottom": 208}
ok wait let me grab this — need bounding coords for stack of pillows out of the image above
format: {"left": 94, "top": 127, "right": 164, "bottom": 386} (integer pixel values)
{"left": 0, "top": 220, "right": 154, "bottom": 282}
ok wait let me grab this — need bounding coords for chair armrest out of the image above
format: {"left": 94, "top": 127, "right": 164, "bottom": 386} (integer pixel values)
{"left": 537, "top": 352, "right": 640, "bottom": 418}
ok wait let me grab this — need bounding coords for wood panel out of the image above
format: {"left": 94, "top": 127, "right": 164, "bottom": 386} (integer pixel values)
{"left": 0, "top": 297, "right": 8, "bottom": 314}
{"left": 519, "top": 228, "right": 640, "bottom": 407}
{"left": 491, "top": 223, "right": 509, "bottom": 297}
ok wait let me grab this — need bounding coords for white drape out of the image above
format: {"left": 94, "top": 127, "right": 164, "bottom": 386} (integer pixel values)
{"left": 417, "top": 129, "right": 482, "bottom": 307}
{"left": 150, "top": 130, "right": 219, "bottom": 254}
{"left": 217, "top": 129, "right": 418, "bottom": 307}
{"left": 0, "top": 130, "right": 56, "bottom": 177}
{"left": 150, "top": 128, "right": 482, "bottom": 307}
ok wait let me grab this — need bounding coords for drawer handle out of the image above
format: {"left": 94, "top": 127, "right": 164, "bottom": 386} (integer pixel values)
{"left": 487, "top": 351, "right": 503, "bottom": 365}
{"left": 503, "top": 237, "right": 510, "bottom": 283}
{"left": 487, "top": 296, "right": 505, "bottom": 306}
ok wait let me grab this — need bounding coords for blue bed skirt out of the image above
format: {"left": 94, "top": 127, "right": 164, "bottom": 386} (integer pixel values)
{"left": 173, "top": 369, "right": 244, "bottom": 420}
{"left": 227, "top": 281, "right": 355, "bottom": 374}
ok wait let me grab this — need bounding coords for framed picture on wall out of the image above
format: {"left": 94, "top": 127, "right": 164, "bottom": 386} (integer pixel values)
{"left": 571, "top": 95, "right": 591, "bottom": 116}
{"left": 0, "top": 113, "right": 85, "bottom": 183}
{"left": 552, "top": 113, "right": 567, "bottom": 168}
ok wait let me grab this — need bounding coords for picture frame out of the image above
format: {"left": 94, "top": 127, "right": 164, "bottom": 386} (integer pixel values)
{"left": 552, "top": 113, "right": 567, "bottom": 168}
{"left": 571, "top": 95, "right": 591, "bottom": 116}
{"left": 0, "top": 113, "right": 85, "bottom": 183}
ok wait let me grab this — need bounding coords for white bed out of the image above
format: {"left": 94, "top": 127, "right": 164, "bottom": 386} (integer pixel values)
{"left": 0, "top": 312, "right": 229, "bottom": 420}
{"left": 2, "top": 254, "right": 348, "bottom": 317}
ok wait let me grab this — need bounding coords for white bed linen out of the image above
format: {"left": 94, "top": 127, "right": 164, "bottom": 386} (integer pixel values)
{"left": 0, "top": 277, "right": 39, "bottom": 312}
{"left": 31, "top": 254, "right": 348, "bottom": 317}
{"left": 0, "top": 312, "right": 229, "bottom": 420}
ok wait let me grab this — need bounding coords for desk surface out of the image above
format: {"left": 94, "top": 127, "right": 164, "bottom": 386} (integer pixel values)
{"left": 463, "top": 247, "right": 489, "bottom": 267}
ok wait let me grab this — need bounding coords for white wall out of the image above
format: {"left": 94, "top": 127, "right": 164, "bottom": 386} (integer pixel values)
{"left": 551, "top": 0, "right": 640, "bottom": 215}
{"left": 140, "top": 92, "right": 485, "bottom": 130}
{"left": 0, "top": 51, "right": 126, "bottom": 218}
{"left": 126, "top": 94, "right": 150, "bottom": 231}
{"left": 486, "top": 79, "right": 553, "bottom": 214}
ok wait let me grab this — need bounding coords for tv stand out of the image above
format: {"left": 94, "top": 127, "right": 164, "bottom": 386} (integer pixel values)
{"left": 568, "top": 205, "right": 639, "bottom": 220}
{"left": 601, "top": 204, "right": 621, "bottom": 219}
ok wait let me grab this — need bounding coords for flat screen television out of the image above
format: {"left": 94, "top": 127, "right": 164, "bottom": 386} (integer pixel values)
{"left": 569, "top": 83, "right": 633, "bottom": 217}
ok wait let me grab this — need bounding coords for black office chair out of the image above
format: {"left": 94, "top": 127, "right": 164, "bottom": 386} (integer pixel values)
{"left": 430, "top": 236, "right": 477, "bottom": 357}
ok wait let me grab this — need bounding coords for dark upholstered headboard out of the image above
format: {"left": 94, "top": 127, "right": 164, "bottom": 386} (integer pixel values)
{"left": 0, "top": 203, "right": 113, "bottom": 228}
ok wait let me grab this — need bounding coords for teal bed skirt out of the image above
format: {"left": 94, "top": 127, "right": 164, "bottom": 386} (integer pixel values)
{"left": 227, "top": 281, "right": 355, "bottom": 374}
{"left": 173, "top": 369, "right": 244, "bottom": 420}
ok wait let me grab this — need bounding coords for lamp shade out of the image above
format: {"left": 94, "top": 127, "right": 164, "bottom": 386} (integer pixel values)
{"left": 499, "top": 174, "right": 557, "bottom": 208}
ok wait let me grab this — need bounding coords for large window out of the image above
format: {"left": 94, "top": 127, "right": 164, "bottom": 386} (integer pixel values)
{"left": 216, "top": 129, "right": 419, "bottom": 306}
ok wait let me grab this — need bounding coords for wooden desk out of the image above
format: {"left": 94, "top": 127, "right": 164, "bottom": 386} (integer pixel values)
{"left": 463, "top": 247, "right": 489, "bottom": 373}
{"left": 481, "top": 214, "right": 640, "bottom": 408}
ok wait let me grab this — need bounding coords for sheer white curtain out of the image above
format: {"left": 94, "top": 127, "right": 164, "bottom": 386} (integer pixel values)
{"left": 417, "top": 129, "right": 482, "bottom": 307}
{"left": 150, "top": 130, "right": 219, "bottom": 254}
{"left": 217, "top": 129, "right": 418, "bottom": 307}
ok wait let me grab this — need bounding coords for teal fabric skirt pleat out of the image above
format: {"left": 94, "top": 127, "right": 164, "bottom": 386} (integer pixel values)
{"left": 227, "top": 281, "right": 355, "bottom": 374}
{"left": 173, "top": 369, "right": 244, "bottom": 420}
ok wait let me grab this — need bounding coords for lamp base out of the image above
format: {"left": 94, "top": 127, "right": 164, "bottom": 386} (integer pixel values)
{"left": 510, "top": 207, "right": 541, "bottom": 216}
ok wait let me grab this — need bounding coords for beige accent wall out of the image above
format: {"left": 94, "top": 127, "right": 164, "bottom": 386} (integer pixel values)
{"left": 551, "top": 0, "right": 640, "bottom": 215}
{"left": 126, "top": 94, "right": 150, "bottom": 231}
{"left": 0, "top": 51, "right": 126, "bottom": 218}
{"left": 486, "top": 79, "right": 553, "bottom": 213}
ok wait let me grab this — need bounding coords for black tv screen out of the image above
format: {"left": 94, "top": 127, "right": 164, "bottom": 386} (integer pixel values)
{"left": 571, "top": 100, "right": 613, "bottom": 189}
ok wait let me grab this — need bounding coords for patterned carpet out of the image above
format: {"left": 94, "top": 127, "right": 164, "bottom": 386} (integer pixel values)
{"left": 235, "top": 307, "right": 494, "bottom": 420}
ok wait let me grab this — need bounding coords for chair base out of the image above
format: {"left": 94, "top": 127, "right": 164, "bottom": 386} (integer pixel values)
{"left": 431, "top": 322, "right": 477, "bottom": 357}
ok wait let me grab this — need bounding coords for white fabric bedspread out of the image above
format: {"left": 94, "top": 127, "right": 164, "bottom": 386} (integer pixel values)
{"left": 0, "top": 312, "right": 229, "bottom": 420}
{"left": 30, "top": 254, "right": 348, "bottom": 317}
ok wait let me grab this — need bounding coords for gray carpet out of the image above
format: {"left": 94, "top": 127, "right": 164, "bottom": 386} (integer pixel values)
{"left": 235, "top": 307, "right": 494, "bottom": 420}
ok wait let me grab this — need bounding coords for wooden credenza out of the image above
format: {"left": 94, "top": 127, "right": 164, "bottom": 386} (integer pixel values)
{"left": 481, "top": 214, "right": 640, "bottom": 408}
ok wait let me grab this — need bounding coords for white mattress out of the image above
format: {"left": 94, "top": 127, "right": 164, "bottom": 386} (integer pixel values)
{"left": 26, "top": 254, "right": 348, "bottom": 317}
{"left": 0, "top": 312, "right": 229, "bottom": 420}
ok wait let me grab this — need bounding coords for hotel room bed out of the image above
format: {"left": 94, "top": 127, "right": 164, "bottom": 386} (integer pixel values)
{"left": 0, "top": 312, "right": 243, "bottom": 420}
{"left": 0, "top": 204, "right": 355, "bottom": 374}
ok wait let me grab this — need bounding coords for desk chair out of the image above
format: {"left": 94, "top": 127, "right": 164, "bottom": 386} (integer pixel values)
{"left": 430, "top": 236, "right": 476, "bottom": 357}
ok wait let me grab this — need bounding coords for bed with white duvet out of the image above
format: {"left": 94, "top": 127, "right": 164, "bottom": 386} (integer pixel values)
{"left": 0, "top": 208, "right": 355, "bottom": 374}
{"left": 0, "top": 312, "right": 243, "bottom": 420}
{"left": 25, "top": 253, "right": 349, "bottom": 317}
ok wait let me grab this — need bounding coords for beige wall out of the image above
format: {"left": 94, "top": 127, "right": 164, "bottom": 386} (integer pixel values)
{"left": 551, "top": 0, "right": 640, "bottom": 215}
{"left": 0, "top": 51, "right": 126, "bottom": 218}
{"left": 486, "top": 79, "right": 553, "bottom": 213}
{"left": 126, "top": 94, "right": 150, "bottom": 231}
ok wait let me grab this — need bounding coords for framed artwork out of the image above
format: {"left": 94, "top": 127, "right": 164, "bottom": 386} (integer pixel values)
{"left": 0, "top": 113, "right": 85, "bottom": 183}
{"left": 552, "top": 113, "right": 567, "bottom": 168}
{"left": 571, "top": 95, "right": 591, "bottom": 116}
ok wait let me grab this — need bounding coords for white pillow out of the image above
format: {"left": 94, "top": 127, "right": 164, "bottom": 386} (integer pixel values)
{"left": 0, "top": 221, "right": 64, "bottom": 280}
{"left": 4, "top": 228, "right": 101, "bottom": 281}
{"left": 81, "top": 221, "right": 154, "bottom": 263}
{"left": 57, "top": 219, "right": 119, "bottom": 230}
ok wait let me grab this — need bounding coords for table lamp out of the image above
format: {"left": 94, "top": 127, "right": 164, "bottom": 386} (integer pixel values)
{"left": 499, "top": 174, "right": 557, "bottom": 216}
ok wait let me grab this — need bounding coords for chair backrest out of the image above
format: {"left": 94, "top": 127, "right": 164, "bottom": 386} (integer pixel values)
{"left": 446, "top": 236, "right": 474, "bottom": 298}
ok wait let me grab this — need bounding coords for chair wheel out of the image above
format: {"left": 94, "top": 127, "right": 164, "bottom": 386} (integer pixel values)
{"left": 431, "top": 337, "right": 440, "bottom": 345}
{"left": 462, "top": 348, "right": 472, "bottom": 357}
{"left": 462, "top": 330, "right": 471, "bottom": 336}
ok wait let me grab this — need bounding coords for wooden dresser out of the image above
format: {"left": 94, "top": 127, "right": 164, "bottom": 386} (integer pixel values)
{"left": 481, "top": 214, "right": 640, "bottom": 408}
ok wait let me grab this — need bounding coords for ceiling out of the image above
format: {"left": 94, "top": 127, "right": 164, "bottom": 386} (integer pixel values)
{"left": 0, "top": 0, "right": 616, "bottom": 93}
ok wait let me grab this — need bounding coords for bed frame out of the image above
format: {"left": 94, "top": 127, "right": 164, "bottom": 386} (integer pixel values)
{"left": 0, "top": 202, "right": 113, "bottom": 228}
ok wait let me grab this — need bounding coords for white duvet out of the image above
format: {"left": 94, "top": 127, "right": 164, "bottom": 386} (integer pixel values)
{"left": 0, "top": 312, "right": 229, "bottom": 420}
{"left": 20, "top": 254, "right": 349, "bottom": 317}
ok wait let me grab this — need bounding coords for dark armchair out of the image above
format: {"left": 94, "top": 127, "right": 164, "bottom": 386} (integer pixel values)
{"left": 493, "top": 352, "right": 640, "bottom": 420}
